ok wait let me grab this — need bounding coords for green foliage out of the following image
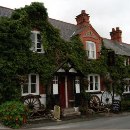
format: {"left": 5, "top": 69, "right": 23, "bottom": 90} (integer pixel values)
{"left": 121, "top": 100, "right": 130, "bottom": 111}
{"left": 0, "top": 100, "right": 29, "bottom": 128}
{"left": 68, "top": 36, "right": 88, "bottom": 74}
{"left": 0, "top": 2, "right": 67, "bottom": 103}
{"left": 0, "top": 2, "right": 89, "bottom": 103}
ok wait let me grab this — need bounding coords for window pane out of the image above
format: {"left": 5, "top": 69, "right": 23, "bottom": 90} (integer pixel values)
{"left": 128, "top": 86, "right": 130, "bottom": 92}
{"left": 31, "top": 84, "right": 36, "bottom": 93}
{"left": 95, "top": 76, "right": 98, "bottom": 82}
{"left": 37, "top": 34, "right": 41, "bottom": 42}
{"left": 89, "top": 76, "right": 93, "bottom": 90}
{"left": 31, "top": 33, "right": 35, "bottom": 42}
{"left": 87, "top": 41, "right": 96, "bottom": 59}
{"left": 90, "top": 76, "right": 93, "bottom": 82}
{"left": 95, "top": 76, "right": 98, "bottom": 90}
{"left": 95, "top": 83, "right": 98, "bottom": 90}
{"left": 90, "top": 83, "right": 93, "bottom": 90}
{"left": 23, "top": 84, "right": 28, "bottom": 93}
{"left": 37, "top": 49, "right": 42, "bottom": 52}
{"left": 31, "top": 75, "right": 36, "bottom": 83}
{"left": 37, "top": 42, "right": 41, "bottom": 48}
{"left": 53, "top": 76, "right": 58, "bottom": 84}
{"left": 92, "top": 51, "right": 95, "bottom": 58}
{"left": 30, "top": 42, "right": 35, "bottom": 51}
{"left": 87, "top": 42, "right": 91, "bottom": 50}
{"left": 53, "top": 81, "right": 55, "bottom": 84}
{"left": 91, "top": 43, "right": 95, "bottom": 51}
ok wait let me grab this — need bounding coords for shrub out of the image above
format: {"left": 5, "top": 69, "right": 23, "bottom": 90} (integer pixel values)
{"left": 121, "top": 100, "right": 130, "bottom": 111}
{"left": 0, "top": 100, "right": 29, "bottom": 129}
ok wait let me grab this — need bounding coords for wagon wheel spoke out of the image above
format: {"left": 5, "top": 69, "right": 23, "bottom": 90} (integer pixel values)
{"left": 24, "top": 99, "right": 30, "bottom": 105}
{"left": 30, "top": 97, "right": 35, "bottom": 104}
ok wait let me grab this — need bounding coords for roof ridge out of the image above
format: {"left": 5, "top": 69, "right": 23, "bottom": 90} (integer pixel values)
{"left": 0, "top": 6, "right": 76, "bottom": 27}
{"left": 49, "top": 18, "right": 76, "bottom": 26}
{"left": 0, "top": 6, "right": 13, "bottom": 10}
{"left": 103, "top": 38, "right": 130, "bottom": 45}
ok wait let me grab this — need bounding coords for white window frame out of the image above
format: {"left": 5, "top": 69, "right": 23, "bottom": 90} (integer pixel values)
{"left": 21, "top": 74, "right": 39, "bottom": 96}
{"left": 86, "top": 41, "right": 96, "bottom": 59}
{"left": 124, "top": 78, "right": 130, "bottom": 93}
{"left": 30, "top": 31, "right": 44, "bottom": 53}
{"left": 53, "top": 76, "right": 58, "bottom": 95}
{"left": 86, "top": 74, "right": 100, "bottom": 92}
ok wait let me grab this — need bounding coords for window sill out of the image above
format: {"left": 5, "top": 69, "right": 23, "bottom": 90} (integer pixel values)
{"left": 85, "top": 90, "right": 102, "bottom": 94}
{"left": 123, "top": 92, "right": 130, "bottom": 94}
{"left": 22, "top": 93, "right": 39, "bottom": 96}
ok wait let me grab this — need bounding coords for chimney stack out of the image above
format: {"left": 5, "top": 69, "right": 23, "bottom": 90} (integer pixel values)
{"left": 110, "top": 27, "right": 122, "bottom": 43}
{"left": 75, "top": 10, "right": 90, "bottom": 27}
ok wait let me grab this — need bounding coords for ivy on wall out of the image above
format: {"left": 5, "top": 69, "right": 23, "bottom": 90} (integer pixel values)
{"left": 0, "top": 2, "right": 130, "bottom": 103}
{"left": 0, "top": 2, "right": 88, "bottom": 103}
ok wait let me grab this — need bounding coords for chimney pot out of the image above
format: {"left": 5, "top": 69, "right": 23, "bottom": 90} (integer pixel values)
{"left": 81, "top": 10, "right": 86, "bottom": 14}
{"left": 112, "top": 28, "right": 115, "bottom": 32}
{"left": 116, "top": 27, "right": 119, "bottom": 31}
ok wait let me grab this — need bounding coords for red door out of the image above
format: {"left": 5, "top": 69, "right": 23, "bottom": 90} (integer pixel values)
{"left": 59, "top": 76, "right": 66, "bottom": 108}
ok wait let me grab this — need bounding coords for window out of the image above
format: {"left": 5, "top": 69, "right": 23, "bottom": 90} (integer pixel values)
{"left": 124, "top": 79, "right": 130, "bottom": 93}
{"left": 53, "top": 76, "right": 58, "bottom": 95}
{"left": 22, "top": 74, "right": 39, "bottom": 96}
{"left": 86, "top": 41, "right": 96, "bottom": 59}
{"left": 124, "top": 58, "right": 130, "bottom": 66}
{"left": 87, "top": 74, "right": 100, "bottom": 92}
{"left": 30, "top": 31, "right": 44, "bottom": 53}
{"left": 75, "top": 76, "right": 80, "bottom": 93}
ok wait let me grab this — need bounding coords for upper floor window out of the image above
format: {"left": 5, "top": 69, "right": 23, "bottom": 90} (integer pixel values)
{"left": 86, "top": 41, "right": 96, "bottom": 59}
{"left": 124, "top": 57, "right": 130, "bottom": 66}
{"left": 87, "top": 74, "right": 100, "bottom": 92}
{"left": 30, "top": 31, "right": 44, "bottom": 53}
{"left": 22, "top": 74, "right": 39, "bottom": 96}
{"left": 124, "top": 78, "right": 130, "bottom": 93}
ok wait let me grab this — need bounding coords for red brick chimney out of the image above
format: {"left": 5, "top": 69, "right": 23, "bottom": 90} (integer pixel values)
{"left": 75, "top": 10, "right": 90, "bottom": 27}
{"left": 110, "top": 27, "right": 122, "bottom": 43}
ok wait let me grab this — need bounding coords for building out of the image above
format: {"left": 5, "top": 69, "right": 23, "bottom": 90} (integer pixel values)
{"left": 0, "top": 5, "right": 130, "bottom": 110}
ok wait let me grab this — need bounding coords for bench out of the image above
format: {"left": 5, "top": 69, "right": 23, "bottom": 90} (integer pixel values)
{"left": 62, "top": 107, "right": 81, "bottom": 117}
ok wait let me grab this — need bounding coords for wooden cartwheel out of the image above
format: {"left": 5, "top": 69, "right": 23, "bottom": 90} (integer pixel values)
{"left": 89, "top": 95, "right": 101, "bottom": 112}
{"left": 22, "top": 94, "right": 42, "bottom": 118}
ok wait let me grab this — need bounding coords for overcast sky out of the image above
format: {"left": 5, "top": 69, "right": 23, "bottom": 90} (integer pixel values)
{"left": 0, "top": 0, "right": 130, "bottom": 43}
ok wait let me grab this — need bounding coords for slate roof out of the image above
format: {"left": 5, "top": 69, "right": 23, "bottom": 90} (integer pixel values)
{"left": 103, "top": 38, "right": 130, "bottom": 56}
{"left": 0, "top": 6, "right": 13, "bottom": 17}
{"left": 48, "top": 18, "right": 77, "bottom": 41}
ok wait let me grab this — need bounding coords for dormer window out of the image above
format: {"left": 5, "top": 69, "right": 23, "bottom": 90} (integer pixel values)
{"left": 86, "top": 41, "right": 96, "bottom": 59}
{"left": 30, "top": 31, "right": 44, "bottom": 53}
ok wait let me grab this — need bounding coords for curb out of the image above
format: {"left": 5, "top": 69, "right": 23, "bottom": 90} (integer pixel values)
{"left": 21, "top": 112, "right": 130, "bottom": 129}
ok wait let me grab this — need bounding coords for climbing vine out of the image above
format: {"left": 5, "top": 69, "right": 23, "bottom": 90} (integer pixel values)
{"left": 0, "top": 2, "right": 87, "bottom": 103}
{"left": 0, "top": 2, "right": 129, "bottom": 103}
